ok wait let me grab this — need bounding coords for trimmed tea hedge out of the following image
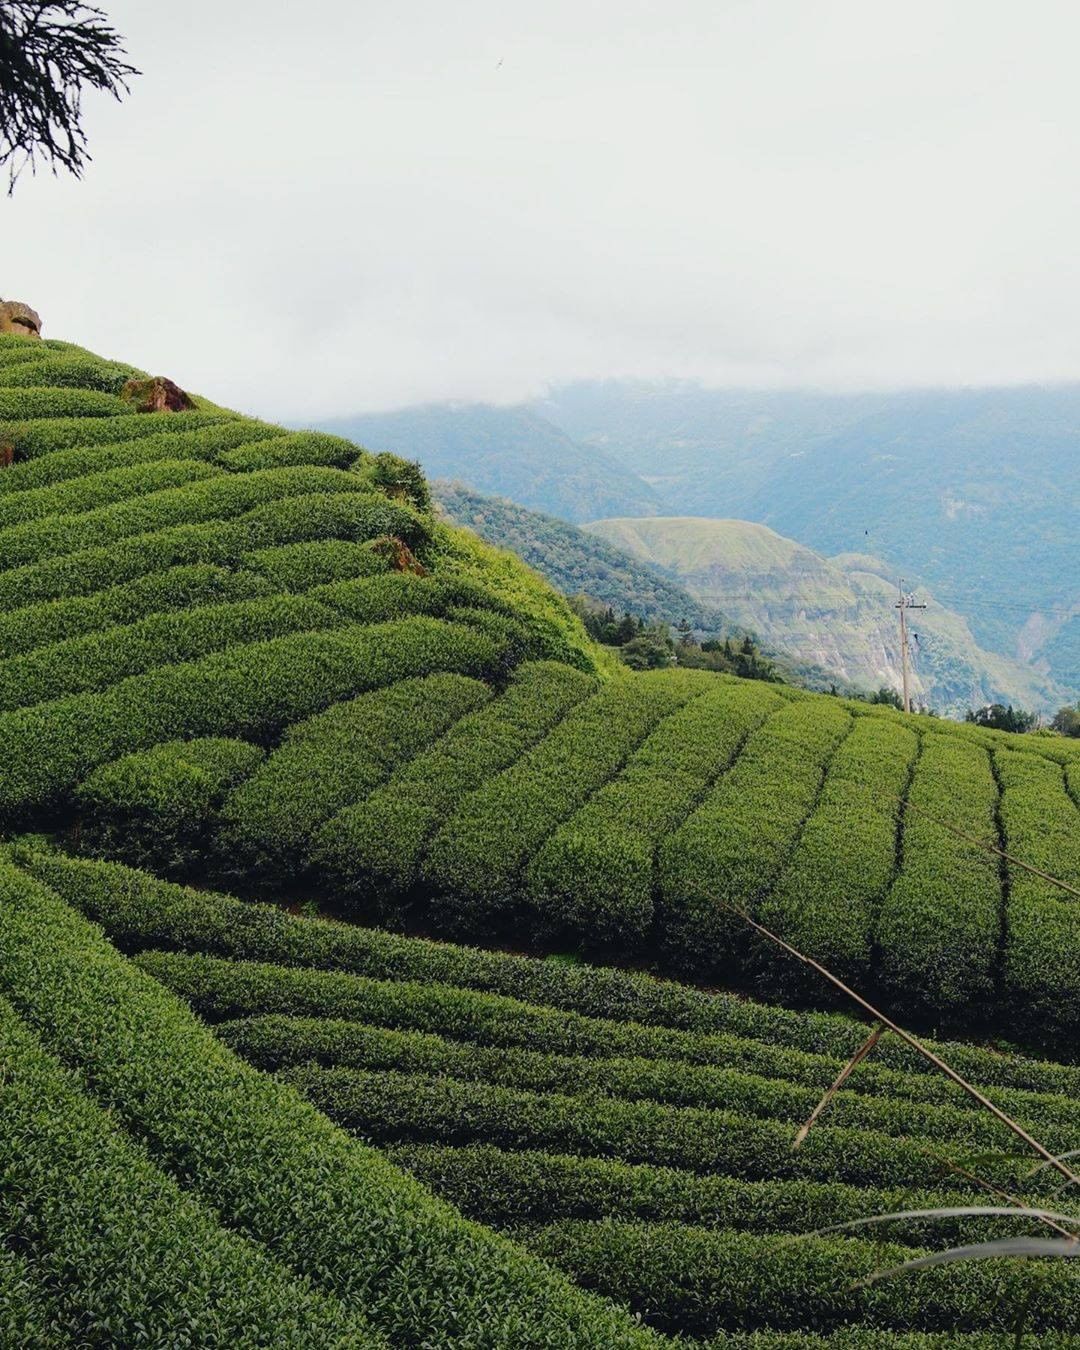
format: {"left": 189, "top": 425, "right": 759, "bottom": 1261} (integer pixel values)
{"left": 658, "top": 698, "right": 853, "bottom": 971}
{"left": 875, "top": 734, "right": 1001, "bottom": 1015}
{"left": 524, "top": 679, "right": 786, "bottom": 948}
{"left": 998, "top": 747, "right": 1080, "bottom": 1039}
{"left": 310, "top": 573, "right": 509, "bottom": 626}
{"left": 386, "top": 1142, "right": 1013, "bottom": 1248}
{"left": 0, "top": 353, "right": 140, "bottom": 392}
{"left": 755, "top": 714, "right": 918, "bottom": 996}
{"left": 0, "top": 992, "right": 377, "bottom": 1347}
{"left": 0, "top": 409, "right": 238, "bottom": 459}
{"left": 216, "top": 673, "right": 493, "bottom": 876}
{"left": 76, "top": 738, "right": 267, "bottom": 875}
{"left": 0, "top": 464, "right": 371, "bottom": 571}
{"left": 0, "top": 591, "right": 343, "bottom": 711}
{"left": 277, "top": 1061, "right": 981, "bottom": 1191}
{"left": 421, "top": 670, "right": 711, "bottom": 929}
{"left": 217, "top": 430, "right": 362, "bottom": 472}
{"left": 33, "top": 851, "right": 1080, "bottom": 1100}
{"left": 0, "top": 861, "right": 662, "bottom": 1347}
{"left": 0, "top": 456, "right": 225, "bottom": 529}
{"left": 0, "top": 420, "right": 280, "bottom": 494}
{"left": 0, "top": 618, "right": 502, "bottom": 819}
{"left": 0, "top": 563, "right": 271, "bottom": 659}
{"left": 524, "top": 1218, "right": 1080, "bottom": 1337}
{"left": 217, "top": 1013, "right": 1056, "bottom": 1151}
{"left": 316, "top": 661, "right": 598, "bottom": 899}
{"left": 236, "top": 490, "right": 429, "bottom": 554}
{"left": 0, "top": 386, "right": 128, "bottom": 421}
{"left": 240, "top": 539, "right": 391, "bottom": 591}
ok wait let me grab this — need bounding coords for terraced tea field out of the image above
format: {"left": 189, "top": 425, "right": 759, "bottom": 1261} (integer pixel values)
{"left": 1, "top": 330, "right": 1079, "bottom": 1343}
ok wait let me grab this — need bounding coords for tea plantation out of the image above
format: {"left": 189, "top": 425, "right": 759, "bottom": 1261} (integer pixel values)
{"left": 1, "top": 331, "right": 1079, "bottom": 1344}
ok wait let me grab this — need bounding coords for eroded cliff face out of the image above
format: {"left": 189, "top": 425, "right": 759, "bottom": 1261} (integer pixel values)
{"left": 0, "top": 300, "right": 41, "bottom": 338}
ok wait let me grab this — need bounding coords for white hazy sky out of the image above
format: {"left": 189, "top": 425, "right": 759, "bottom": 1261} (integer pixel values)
{"left": 6, "top": 1, "right": 1080, "bottom": 419}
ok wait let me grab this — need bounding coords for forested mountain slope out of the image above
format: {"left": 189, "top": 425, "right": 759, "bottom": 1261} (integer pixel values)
{"left": 1, "top": 330, "right": 1079, "bottom": 1343}
{"left": 538, "top": 381, "right": 1080, "bottom": 697}
{"left": 584, "top": 516, "right": 1068, "bottom": 716}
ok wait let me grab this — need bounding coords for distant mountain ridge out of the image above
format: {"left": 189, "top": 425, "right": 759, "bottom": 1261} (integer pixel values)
{"left": 317, "top": 402, "right": 660, "bottom": 523}
{"left": 537, "top": 380, "right": 1079, "bottom": 698}
{"left": 584, "top": 515, "right": 1070, "bottom": 717}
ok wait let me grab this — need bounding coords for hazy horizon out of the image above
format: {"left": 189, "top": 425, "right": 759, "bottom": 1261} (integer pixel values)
{"left": 8, "top": 1, "right": 1080, "bottom": 421}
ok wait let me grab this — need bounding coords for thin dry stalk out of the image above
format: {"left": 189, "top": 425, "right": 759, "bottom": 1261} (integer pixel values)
{"left": 792, "top": 1022, "right": 884, "bottom": 1149}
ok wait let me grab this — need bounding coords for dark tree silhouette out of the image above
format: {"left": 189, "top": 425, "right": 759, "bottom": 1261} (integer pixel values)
{"left": 0, "top": 2, "right": 137, "bottom": 192}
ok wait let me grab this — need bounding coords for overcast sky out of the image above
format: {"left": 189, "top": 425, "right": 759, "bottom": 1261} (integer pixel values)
{"left": 6, "top": 1, "right": 1080, "bottom": 419}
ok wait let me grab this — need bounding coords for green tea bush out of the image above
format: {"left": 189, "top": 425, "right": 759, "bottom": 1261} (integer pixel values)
{"left": 240, "top": 539, "right": 391, "bottom": 591}
{"left": 0, "top": 992, "right": 376, "bottom": 1347}
{"left": 524, "top": 1219, "right": 1080, "bottom": 1337}
{"left": 0, "top": 1241, "right": 62, "bottom": 1349}
{"left": 0, "top": 421, "right": 281, "bottom": 494}
{"left": 0, "top": 386, "right": 127, "bottom": 421}
{"left": 217, "top": 431, "right": 362, "bottom": 472}
{"left": 388, "top": 1142, "right": 1004, "bottom": 1247}
{"left": 310, "top": 573, "right": 510, "bottom": 625}
{"left": 422, "top": 670, "right": 709, "bottom": 931}
{"left": 0, "top": 464, "right": 370, "bottom": 571}
{"left": 0, "top": 618, "right": 502, "bottom": 819}
{"left": 278, "top": 1061, "right": 974, "bottom": 1191}
{"left": 0, "top": 563, "right": 271, "bottom": 659}
{"left": 352, "top": 450, "right": 432, "bottom": 513}
{"left": 0, "top": 354, "right": 140, "bottom": 392}
{"left": 0, "top": 592, "right": 343, "bottom": 712}
{"left": 0, "top": 492, "right": 424, "bottom": 611}
{"left": 219, "top": 1014, "right": 1049, "bottom": 1152}
{"left": 998, "top": 747, "right": 1080, "bottom": 1039}
{"left": 316, "top": 661, "right": 597, "bottom": 899}
{"left": 76, "top": 738, "right": 268, "bottom": 874}
{"left": 875, "top": 734, "right": 1001, "bottom": 1015}
{"left": 0, "top": 409, "right": 236, "bottom": 459}
{"left": 444, "top": 602, "right": 591, "bottom": 672}
{"left": 658, "top": 698, "right": 853, "bottom": 972}
{"left": 0, "top": 862, "right": 661, "bottom": 1347}
{"left": 525, "top": 680, "right": 785, "bottom": 948}
{"left": 37, "top": 852, "right": 1080, "bottom": 1100}
{"left": 0, "top": 457, "right": 225, "bottom": 528}
{"left": 755, "top": 715, "right": 918, "bottom": 996}
{"left": 216, "top": 673, "right": 493, "bottom": 877}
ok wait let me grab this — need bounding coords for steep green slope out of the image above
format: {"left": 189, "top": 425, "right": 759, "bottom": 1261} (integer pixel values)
{"left": 585, "top": 516, "right": 1067, "bottom": 716}
{"left": 2, "top": 330, "right": 1080, "bottom": 1343}
{"left": 318, "top": 401, "right": 662, "bottom": 522}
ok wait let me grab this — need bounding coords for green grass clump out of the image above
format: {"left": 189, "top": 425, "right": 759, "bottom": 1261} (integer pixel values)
{"left": 525, "top": 679, "right": 786, "bottom": 948}
{"left": 317, "top": 660, "right": 597, "bottom": 900}
{"left": 658, "top": 697, "right": 853, "bottom": 971}
{"left": 0, "top": 992, "right": 377, "bottom": 1347}
{"left": 76, "top": 738, "right": 267, "bottom": 875}
{"left": 875, "top": 734, "right": 1001, "bottom": 1015}
{"left": 755, "top": 713, "right": 918, "bottom": 996}
{"left": 0, "top": 861, "right": 662, "bottom": 1347}
{"left": 0, "top": 563, "right": 271, "bottom": 659}
{"left": 216, "top": 673, "right": 494, "bottom": 877}
{"left": 0, "top": 618, "right": 502, "bottom": 821}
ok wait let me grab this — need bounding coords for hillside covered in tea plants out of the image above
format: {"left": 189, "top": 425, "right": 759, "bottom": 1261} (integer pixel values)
{"left": 1, "top": 330, "right": 1079, "bottom": 1344}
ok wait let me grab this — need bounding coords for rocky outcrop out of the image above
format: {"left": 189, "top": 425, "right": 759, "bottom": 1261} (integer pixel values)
{"left": 0, "top": 300, "right": 42, "bottom": 339}
{"left": 119, "top": 376, "right": 196, "bottom": 413}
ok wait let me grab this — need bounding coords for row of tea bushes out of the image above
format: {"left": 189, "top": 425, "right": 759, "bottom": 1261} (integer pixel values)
{"left": 0, "top": 591, "right": 343, "bottom": 711}
{"left": 0, "top": 408, "right": 237, "bottom": 458}
{"left": 29, "top": 852, "right": 1080, "bottom": 1100}
{"left": 76, "top": 738, "right": 267, "bottom": 875}
{"left": 0, "top": 618, "right": 502, "bottom": 819}
{"left": 0, "top": 563, "right": 272, "bottom": 658}
{"left": 874, "top": 735, "right": 1001, "bottom": 1016}
{"left": 753, "top": 715, "right": 918, "bottom": 996}
{"left": 0, "top": 385, "right": 129, "bottom": 421}
{"left": 238, "top": 539, "right": 392, "bottom": 592}
{"left": 0, "top": 860, "right": 663, "bottom": 1347}
{"left": 0, "top": 353, "right": 142, "bottom": 393}
{"left": 217, "top": 674, "right": 495, "bottom": 876}
{"left": 418, "top": 670, "right": 713, "bottom": 932}
{"left": 997, "top": 747, "right": 1080, "bottom": 1039}
{"left": 0, "top": 991, "right": 375, "bottom": 1347}
{"left": 317, "top": 660, "right": 598, "bottom": 900}
{"left": 0, "top": 455, "right": 225, "bottom": 528}
{"left": 657, "top": 697, "right": 853, "bottom": 970}
{"left": 216, "top": 430, "right": 362, "bottom": 472}
{"left": 522, "top": 679, "right": 787, "bottom": 948}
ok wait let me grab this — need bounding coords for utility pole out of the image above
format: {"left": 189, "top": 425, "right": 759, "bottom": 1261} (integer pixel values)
{"left": 895, "top": 580, "right": 926, "bottom": 714}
